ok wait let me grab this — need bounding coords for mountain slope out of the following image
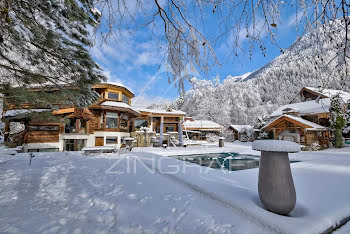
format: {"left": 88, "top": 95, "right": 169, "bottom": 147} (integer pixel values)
{"left": 173, "top": 21, "right": 350, "bottom": 127}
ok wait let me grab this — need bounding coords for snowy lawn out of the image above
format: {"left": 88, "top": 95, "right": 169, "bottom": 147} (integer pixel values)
{"left": 0, "top": 142, "right": 350, "bottom": 233}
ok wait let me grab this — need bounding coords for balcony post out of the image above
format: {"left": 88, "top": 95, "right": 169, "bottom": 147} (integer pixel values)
{"left": 159, "top": 116, "right": 164, "bottom": 146}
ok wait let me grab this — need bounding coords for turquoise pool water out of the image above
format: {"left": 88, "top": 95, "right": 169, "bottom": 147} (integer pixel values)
{"left": 173, "top": 152, "right": 298, "bottom": 171}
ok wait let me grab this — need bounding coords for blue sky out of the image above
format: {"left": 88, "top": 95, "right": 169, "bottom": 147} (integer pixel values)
{"left": 90, "top": 2, "right": 303, "bottom": 107}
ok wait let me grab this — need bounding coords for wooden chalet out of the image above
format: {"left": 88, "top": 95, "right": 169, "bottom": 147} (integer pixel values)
{"left": 262, "top": 114, "right": 330, "bottom": 145}
{"left": 290, "top": 87, "right": 350, "bottom": 104}
{"left": 265, "top": 87, "right": 350, "bottom": 147}
{"left": 3, "top": 83, "right": 140, "bottom": 151}
{"left": 2, "top": 83, "right": 186, "bottom": 152}
{"left": 130, "top": 108, "right": 186, "bottom": 147}
{"left": 134, "top": 108, "right": 186, "bottom": 133}
{"left": 182, "top": 117, "right": 223, "bottom": 140}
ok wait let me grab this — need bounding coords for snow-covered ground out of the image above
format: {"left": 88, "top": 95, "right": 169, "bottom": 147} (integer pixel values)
{"left": 0, "top": 142, "right": 349, "bottom": 233}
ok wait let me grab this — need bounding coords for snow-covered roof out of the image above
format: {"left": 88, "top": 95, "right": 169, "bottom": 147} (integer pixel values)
{"left": 97, "top": 82, "right": 134, "bottom": 95}
{"left": 306, "top": 87, "right": 350, "bottom": 102}
{"left": 263, "top": 114, "right": 328, "bottom": 130}
{"left": 183, "top": 120, "right": 223, "bottom": 130}
{"left": 230, "top": 125, "right": 253, "bottom": 133}
{"left": 285, "top": 115, "right": 328, "bottom": 129}
{"left": 136, "top": 108, "right": 186, "bottom": 116}
{"left": 270, "top": 98, "right": 330, "bottom": 117}
{"left": 101, "top": 101, "right": 140, "bottom": 114}
{"left": 282, "top": 107, "right": 300, "bottom": 113}
{"left": 3, "top": 109, "right": 51, "bottom": 118}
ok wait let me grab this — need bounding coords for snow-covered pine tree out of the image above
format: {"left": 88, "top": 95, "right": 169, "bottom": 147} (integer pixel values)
{"left": 330, "top": 95, "right": 346, "bottom": 148}
{"left": 0, "top": 0, "right": 104, "bottom": 109}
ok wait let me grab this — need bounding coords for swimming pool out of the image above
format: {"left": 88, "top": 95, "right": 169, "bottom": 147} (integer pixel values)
{"left": 173, "top": 152, "right": 298, "bottom": 171}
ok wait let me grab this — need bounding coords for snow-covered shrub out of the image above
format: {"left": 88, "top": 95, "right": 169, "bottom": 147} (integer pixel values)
{"left": 302, "top": 142, "right": 322, "bottom": 151}
{"left": 344, "top": 126, "right": 350, "bottom": 135}
{"left": 10, "top": 122, "right": 25, "bottom": 134}
{"left": 343, "top": 100, "right": 350, "bottom": 138}
{"left": 239, "top": 128, "right": 253, "bottom": 142}
{"left": 206, "top": 133, "right": 220, "bottom": 143}
{"left": 257, "top": 130, "right": 271, "bottom": 140}
{"left": 310, "top": 142, "right": 321, "bottom": 151}
{"left": 223, "top": 129, "right": 235, "bottom": 142}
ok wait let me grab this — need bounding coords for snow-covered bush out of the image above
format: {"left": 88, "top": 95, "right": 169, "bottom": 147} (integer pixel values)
{"left": 302, "top": 142, "right": 322, "bottom": 151}
{"left": 310, "top": 142, "right": 321, "bottom": 151}
{"left": 257, "top": 130, "right": 271, "bottom": 140}
{"left": 343, "top": 100, "right": 350, "bottom": 138}
{"left": 10, "top": 122, "right": 25, "bottom": 134}
{"left": 206, "top": 133, "right": 220, "bottom": 143}
{"left": 239, "top": 128, "right": 253, "bottom": 142}
{"left": 223, "top": 129, "right": 235, "bottom": 142}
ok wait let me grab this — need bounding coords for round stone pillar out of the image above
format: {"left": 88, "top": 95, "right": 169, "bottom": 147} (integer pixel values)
{"left": 252, "top": 140, "right": 300, "bottom": 216}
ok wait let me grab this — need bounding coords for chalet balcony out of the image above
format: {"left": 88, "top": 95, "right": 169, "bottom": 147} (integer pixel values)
{"left": 95, "top": 127, "right": 129, "bottom": 133}
{"left": 64, "top": 120, "right": 88, "bottom": 134}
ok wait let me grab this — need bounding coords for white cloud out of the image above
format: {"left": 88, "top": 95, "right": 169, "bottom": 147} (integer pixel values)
{"left": 286, "top": 11, "right": 304, "bottom": 27}
{"left": 90, "top": 28, "right": 164, "bottom": 72}
{"left": 134, "top": 51, "right": 162, "bottom": 66}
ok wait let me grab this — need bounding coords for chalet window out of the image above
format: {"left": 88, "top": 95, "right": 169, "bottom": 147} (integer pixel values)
{"left": 65, "top": 139, "right": 75, "bottom": 151}
{"left": 65, "top": 119, "right": 76, "bottom": 133}
{"left": 108, "top": 92, "right": 120, "bottom": 100}
{"left": 29, "top": 125, "right": 58, "bottom": 131}
{"left": 39, "top": 126, "right": 59, "bottom": 131}
{"left": 120, "top": 114, "right": 128, "bottom": 130}
{"left": 106, "top": 137, "right": 118, "bottom": 144}
{"left": 106, "top": 112, "right": 118, "bottom": 129}
{"left": 134, "top": 119, "right": 148, "bottom": 130}
{"left": 165, "top": 125, "right": 175, "bottom": 132}
{"left": 122, "top": 94, "right": 129, "bottom": 104}
{"left": 64, "top": 139, "right": 86, "bottom": 151}
{"left": 29, "top": 126, "right": 39, "bottom": 130}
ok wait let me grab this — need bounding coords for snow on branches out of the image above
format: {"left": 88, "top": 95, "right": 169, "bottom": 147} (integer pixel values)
{"left": 0, "top": 0, "right": 104, "bottom": 107}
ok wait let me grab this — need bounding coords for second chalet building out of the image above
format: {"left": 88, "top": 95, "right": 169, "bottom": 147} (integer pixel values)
{"left": 263, "top": 87, "right": 350, "bottom": 146}
{"left": 2, "top": 83, "right": 187, "bottom": 152}
{"left": 182, "top": 117, "right": 223, "bottom": 140}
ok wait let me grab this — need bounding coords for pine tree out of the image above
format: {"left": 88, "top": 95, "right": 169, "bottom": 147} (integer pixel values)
{"left": 0, "top": 0, "right": 104, "bottom": 108}
{"left": 330, "top": 95, "right": 346, "bottom": 148}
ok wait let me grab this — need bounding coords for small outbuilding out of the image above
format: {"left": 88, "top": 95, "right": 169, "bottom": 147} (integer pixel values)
{"left": 183, "top": 118, "right": 223, "bottom": 140}
{"left": 228, "top": 125, "right": 254, "bottom": 141}
{"left": 262, "top": 114, "right": 330, "bottom": 146}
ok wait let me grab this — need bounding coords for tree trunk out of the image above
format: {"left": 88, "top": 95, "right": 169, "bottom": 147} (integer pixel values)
{"left": 335, "top": 128, "right": 344, "bottom": 148}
